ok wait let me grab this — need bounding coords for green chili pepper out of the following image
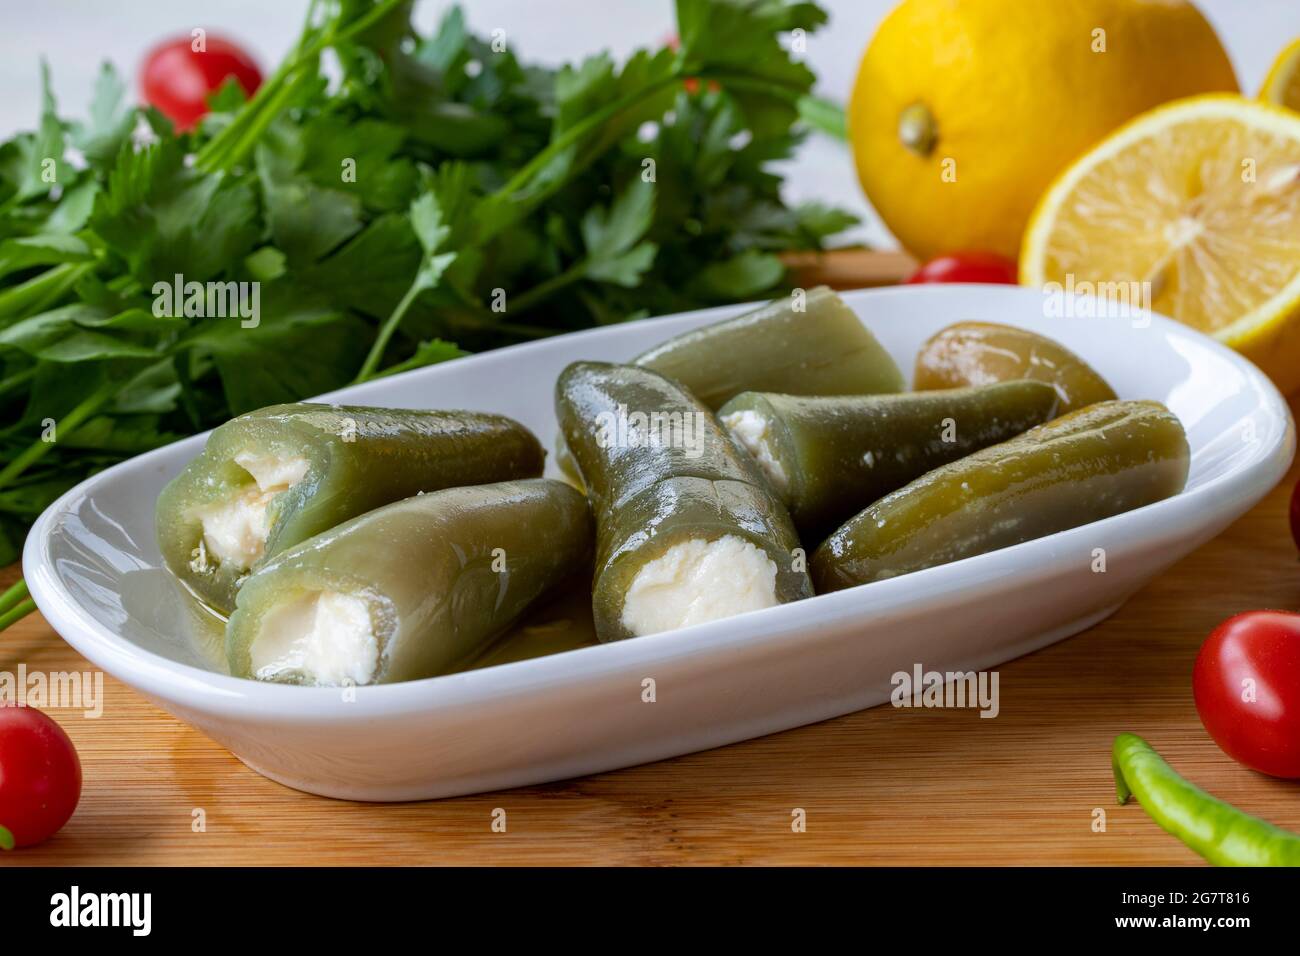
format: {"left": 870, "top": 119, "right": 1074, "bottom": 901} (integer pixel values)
{"left": 1112, "top": 733, "right": 1300, "bottom": 867}
{"left": 553, "top": 286, "right": 903, "bottom": 487}
{"left": 811, "top": 400, "right": 1189, "bottom": 590}
{"left": 157, "top": 403, "right": 544, "bottom": 613}
{"left": 556, "top": 361, "right": 812, "bottom": 643}
{"left": 718, "top": 381, "right": 1060, "bottom": 537}
{"left": 632, "top": 285, "right": 904, "bottom": 410}
{"left": 915, "top": 321, "right": 1117, "bottom": 414}
{"left": 226, "top": 479, "right": 593, "bottom": 686}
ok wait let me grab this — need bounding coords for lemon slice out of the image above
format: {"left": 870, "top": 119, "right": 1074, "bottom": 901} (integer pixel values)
{"left": 1021, "top": 95, "right": 1300, "bottom": 393}
{"left": 1261, "top": 37, "right": 1300, "bottom": 112}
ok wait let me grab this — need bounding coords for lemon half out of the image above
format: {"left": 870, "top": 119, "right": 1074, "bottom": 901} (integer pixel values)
{"left": 1262, "top": 37, "right": 1300, "bottom": 112}
{"left": 849, "top": 0, "right": 1238, "bottom": 260}
{"left": 1021, "top": 95, "right": 1300, "bottom": 393}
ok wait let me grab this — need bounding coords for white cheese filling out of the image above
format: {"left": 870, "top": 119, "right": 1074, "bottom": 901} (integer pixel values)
{"left": 620, "top": 535, "right": 779, "bottom": 637}
{"left": 720, "top": 410, "right": 788, "bottom": 491}
{"left": 234, "top": 451, "right": 310, "bottom": 492}
{"left": 194, "top": 452, "right": 309, "bottom": 571}
{"left": 251, "top": 591, "right": 379, "bottom": 686}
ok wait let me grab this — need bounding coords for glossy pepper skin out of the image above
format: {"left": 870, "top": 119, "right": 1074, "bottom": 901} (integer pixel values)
{"left": 226, "top": 479, "right": 593, "bottom": 685}
{"left": 555, "top": 361, "right": 812, "bottom": 642}
{"left": 554, "top": 287, "right": 904, "bottom": 485}
{"left": 157, "top": 403, "right": 544, "bottom": 613}
{"left": 632, "top": 285, "right": 904, "bottom": 410}
{"left": 718, "top": 381, "right": 1059, "bottom": 537}
{"left": 914, "top": 321, "right": 1116, "bottom": 414}
{"left": 1113, "top": 733, "right": 1300, "bottom": 866}
{"left": 812, "top": 400, "right": 1189, "bottom": 590}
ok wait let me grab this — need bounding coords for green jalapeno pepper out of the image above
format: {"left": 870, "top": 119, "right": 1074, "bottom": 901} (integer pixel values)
{"left": 226, "top": 479, "right": 593, "bottom": 686}
{"left": 718, "top": 381, "right": 1060, "bottom": 536}
{"left": 812, "top": 400, "right": 1189, "bottom": 590}
{"left": 1113, "top": 733, "right": 1300, "bottom": 866}
{"left": 633, "top": 285, "right": 904, "bottom": 410}
{"left": 556, "top": 361, "right": 812, "bottom": 642}
{"left": 554, "top": 286, "right": 904, "bottom": 486}
{"left": 914, "top": 321, "right": 1116, "bottom": 414}
{"left": 157, "top": 403, "right": 544, "bottom": 613}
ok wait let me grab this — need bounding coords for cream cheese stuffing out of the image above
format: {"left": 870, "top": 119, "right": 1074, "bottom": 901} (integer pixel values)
{"left": 250, "top": 590, "right": 379, "bottom": 686}
{"left": 620, "top": 535, "right": 779, "bottom": 636}
{"left": 194, "top": 452, "right": 308, "bottom": 570}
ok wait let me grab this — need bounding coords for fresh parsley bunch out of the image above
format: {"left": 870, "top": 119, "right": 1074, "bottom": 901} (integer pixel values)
{"left": 0, "top": 0, "right": 853, "bottom": 587}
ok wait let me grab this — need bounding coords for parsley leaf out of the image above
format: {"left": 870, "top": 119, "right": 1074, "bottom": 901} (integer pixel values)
{"left": 0, "top": 0, "right": 855, "bottom": 612}
{"left": 91, "top": 140, "right": 260, "bottom": 282}
{"left": 72, "top": 63, "right": 139, "bottom": 173}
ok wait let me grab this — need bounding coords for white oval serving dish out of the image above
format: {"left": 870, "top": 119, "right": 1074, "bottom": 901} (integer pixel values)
{"left": 24, "top": 285, "right": 1295, "bottom": 800}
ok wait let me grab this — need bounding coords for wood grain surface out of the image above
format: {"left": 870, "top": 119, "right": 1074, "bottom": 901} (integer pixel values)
{"left": 782, "top": 248, "right": 917, "bottom": 288}
{"left": 2, "top": 306, "right": 1298, "bottom": 867}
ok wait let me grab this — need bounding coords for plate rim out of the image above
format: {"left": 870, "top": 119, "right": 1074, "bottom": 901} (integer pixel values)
{"left": 24, "top": 284, "right": 1297, "bottom": 719}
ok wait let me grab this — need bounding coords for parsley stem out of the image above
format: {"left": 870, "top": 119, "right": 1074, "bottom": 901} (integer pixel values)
{"left": 473, "top": 67, "right": 819, "bottom": 316}
{"left": 0, "top": 578, "right": 28, "bottom": 615}
{"left": 0, "top": 261, "right": 96, "bottom": 323}
{"left": 797, "top": 94, "right": 848, "bottom": 142}
{"left": 193, "top": 61, "right": 293, "bottom": 172}
{"left": 481, "top": 74, "right": 682, "bottom": 236}
{"left": 171, "top": 354, "right": 203, "bottom": 432}
{"left": 480, "top": 67, "right": 819, "bottom": 241}
{"left": 0, "top": 366, "right": 36, "bottom": 400}
{"left": 508, "top": 262, "right": 589, "bottom": 315}
{"left": 0, "top": 376, "right": 122, "bottom": 493}
{"left": 202, "top": 68, "right": 315, "bottom": 175}
{"left": 196, "top": 0, "right": 411, "bottom": 173}
{"left": 370, "top": 354, "right": 436, "bottom": 380}
{"left": 353, "top": 279, "right": 423, "bottom": 383}
{"left": 0, "top": 598, "right": 34, "bottom": 632}
{"left": 444, "top": 313, "right": 561, "bottom": 340}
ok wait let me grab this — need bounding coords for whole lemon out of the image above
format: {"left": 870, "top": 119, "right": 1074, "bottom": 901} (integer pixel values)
{"left": 849, "top": 0, "right": 1238, "bottom": 260}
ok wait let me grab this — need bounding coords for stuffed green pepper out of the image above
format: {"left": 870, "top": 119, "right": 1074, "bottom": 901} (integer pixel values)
{"left": 226, "top": 479, "right": 593, "bottom": 686}
{"left": 812, "top": 400, "right": 1189, "bottom": 590}
{"left": 915, "top": 321, "right": 1116, "bottom": 414}
{"left": 158, "top": 403, "right": 544, "bottom": 613}
{"left": 633, "top": 285, "right": 903, "bottom": 410}
{"left": 719, "top": 381, "right": 1060, "bottom": 536}
{"left": 557, "top": 361, "right": 812, "bottom": 643}
{"left": 555, "top": 285, "right": 903, "bottom": 485}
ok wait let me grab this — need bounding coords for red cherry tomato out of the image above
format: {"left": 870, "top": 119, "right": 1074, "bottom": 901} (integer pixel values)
{"left": 0, "top": 705, "right": 82, "bottom": 848}
{"left": 1193, "top": 611, "right": 1300, "bottom": 778}
{"left": 140, "top": 35, "right": 261, "bottom": 131}
{"left": 1290, "top": 478, "right": 1299, "bottom": 553}
{"left": 906, "top": 251, "right": 1020, "bottom": 285}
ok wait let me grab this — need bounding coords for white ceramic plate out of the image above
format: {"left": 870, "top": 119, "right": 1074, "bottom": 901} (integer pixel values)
{"left": 24, "top": 285, "right": 1295, "bottom": 800}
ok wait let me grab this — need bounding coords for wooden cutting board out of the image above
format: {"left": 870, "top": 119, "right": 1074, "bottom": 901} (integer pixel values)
{"left": 4, "top": 255, "right": 1299, "bottom": 866}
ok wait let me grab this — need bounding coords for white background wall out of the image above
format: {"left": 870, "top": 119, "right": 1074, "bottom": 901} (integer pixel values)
{"left": 2, "top": 0, "right": 1298, "bottom": 248}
